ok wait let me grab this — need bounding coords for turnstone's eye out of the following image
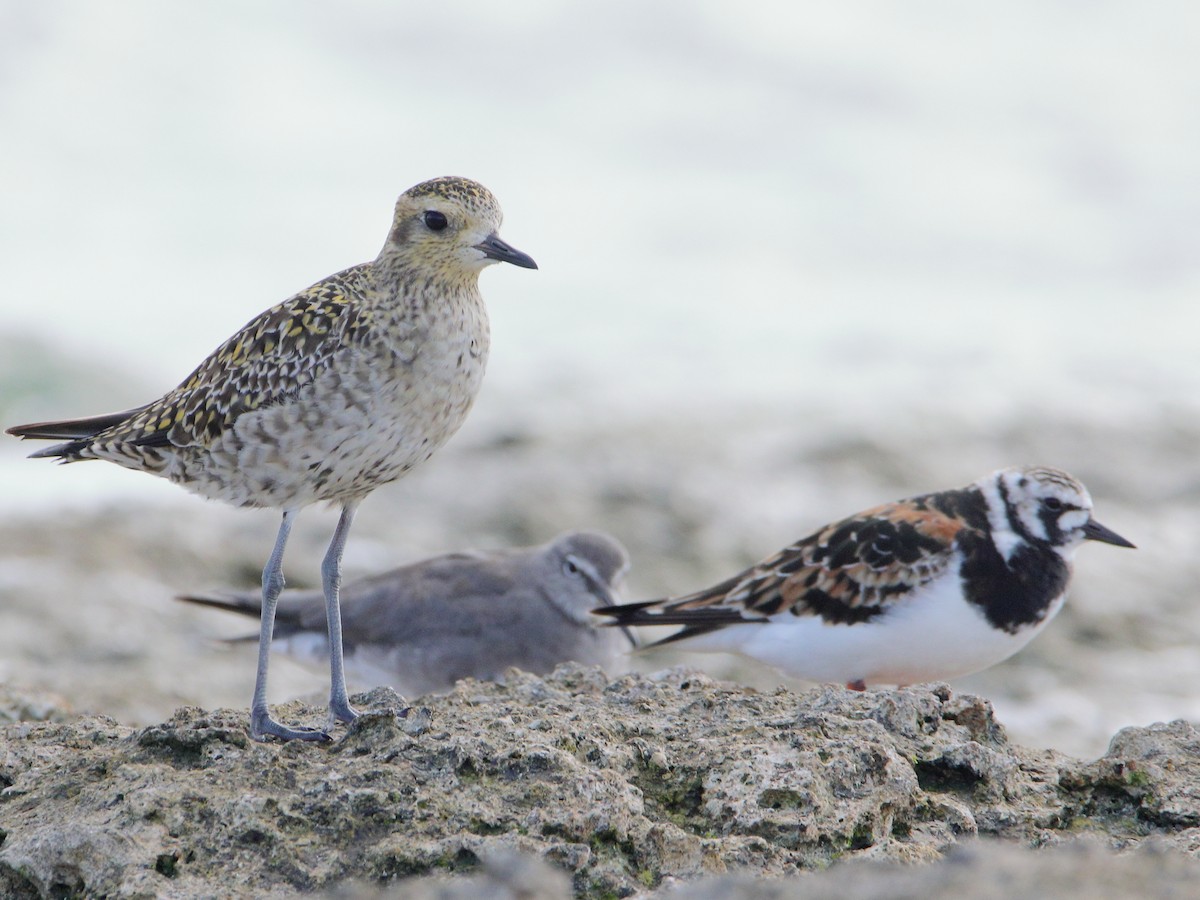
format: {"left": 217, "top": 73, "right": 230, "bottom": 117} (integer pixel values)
{"left": 1043, "top": 497, "right": 1064, "bottom": 512}
{"left": 422, "top": 210, "right": 448, "bottom": 232}
{"left": 563, "top": 558, "right": 581, "bottom": 576}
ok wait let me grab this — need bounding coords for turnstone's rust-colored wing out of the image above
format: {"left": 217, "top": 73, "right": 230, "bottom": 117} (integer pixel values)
{"left": 596, "top": 496, "right": 972, "bottom": 644}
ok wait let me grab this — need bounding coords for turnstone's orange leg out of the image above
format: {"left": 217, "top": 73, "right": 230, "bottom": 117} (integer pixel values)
{"left": 846, "top": 679, "right": 867, "bottom": 691}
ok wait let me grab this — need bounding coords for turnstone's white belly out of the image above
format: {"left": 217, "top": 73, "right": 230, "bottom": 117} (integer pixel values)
{"left": 684, "top": 570, "right": 1065, "bottom": 686}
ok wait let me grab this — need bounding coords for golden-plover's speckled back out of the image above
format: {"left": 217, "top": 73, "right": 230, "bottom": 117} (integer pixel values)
{"left": 8, "top": 175, "right": 537, "bottom": 741}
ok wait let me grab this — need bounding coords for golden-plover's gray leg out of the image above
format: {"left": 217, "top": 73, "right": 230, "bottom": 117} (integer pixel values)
{"left": 322, "top": 503, "right": 359, "bottom": 730}
{"left": 251, "top": 509, "right": 328, "bottom": 741}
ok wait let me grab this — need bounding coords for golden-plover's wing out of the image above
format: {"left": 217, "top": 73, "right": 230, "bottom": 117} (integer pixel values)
{"left": 26, "top": 266, "right": 374, "bottom": 466}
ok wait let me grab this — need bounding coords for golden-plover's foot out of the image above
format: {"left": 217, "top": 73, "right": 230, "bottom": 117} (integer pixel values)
{"left": 596, "top": 466, "right": 1133, "bottom": 689}
{"left": 178, "top": 530, "right": 635, "bottom": 695}
{"left": 8, "top": 176, "right": 537, "bottom": 742}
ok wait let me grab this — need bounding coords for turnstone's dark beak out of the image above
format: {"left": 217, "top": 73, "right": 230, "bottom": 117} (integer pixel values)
{"left": 475, "top": 233, "right": 537, "bottom": 269}
{"left": 1083, "top": 518, "right": 1136, "bottom": 548}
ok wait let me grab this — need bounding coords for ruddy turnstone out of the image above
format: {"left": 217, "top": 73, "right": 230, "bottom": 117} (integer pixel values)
{"left": 177, "top": 531, "right": 635, "bottom": 695}
{"left": 594, "top": 466, "right": 1133, "bottom": 689}
{"left": 7, "top": 176, "right": 536, "bottom": 741}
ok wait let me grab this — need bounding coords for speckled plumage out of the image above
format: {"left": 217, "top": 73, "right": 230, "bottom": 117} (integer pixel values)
{"left": 8, "top": 175, "right": 537, "bottom": 741}
{"left": 14, "top": 177, "right": 530, "bottom": 510}
{"left": 596, "top": 466, "right": 1134, "bottom": 688}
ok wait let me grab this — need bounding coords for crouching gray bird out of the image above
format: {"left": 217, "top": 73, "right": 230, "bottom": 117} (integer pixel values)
{"left": 177, "top": 530, "right": 635, "bottom": 696}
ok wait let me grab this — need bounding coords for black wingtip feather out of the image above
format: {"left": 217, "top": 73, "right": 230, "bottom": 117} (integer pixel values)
{"left": 591, "top": 599, "right": 663, "bottom": 622}
{"left": 593, "top": 599, "right": 768, "bottom": 632}
{"left": 175, "top": 593, "right": 261, "bottom": 618}
{"left": 648, "top": 624, "right": 730, "bottom": 646}
{"left": 7, "top": 406, "right": 148, "bottom": 442}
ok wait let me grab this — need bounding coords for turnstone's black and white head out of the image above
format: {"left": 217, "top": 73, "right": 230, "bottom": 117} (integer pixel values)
{"left": 978, "top": 465, "right": 1130, "bottom": 561}
{"left": 594, "top": 466, "right": 1133, "bottom": 690}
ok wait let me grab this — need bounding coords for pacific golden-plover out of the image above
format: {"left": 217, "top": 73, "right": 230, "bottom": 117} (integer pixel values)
{"left": 177, "top": 530, "right": 635, "bottom": 696}
{"left": 7, "top": 175, "right": 537, "bottom": 741}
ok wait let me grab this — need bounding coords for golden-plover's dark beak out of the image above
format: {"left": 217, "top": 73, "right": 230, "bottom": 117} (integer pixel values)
{"left": 476, "top": 233, "right": 537, "bottom": 269}
{"left": 1083, "top": 518, "right": 1135, "bottom": 548}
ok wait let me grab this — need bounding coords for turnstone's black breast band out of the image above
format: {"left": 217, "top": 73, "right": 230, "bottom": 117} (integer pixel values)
{"left": 957, "top": 533, "right": 1070, "bottom": 633}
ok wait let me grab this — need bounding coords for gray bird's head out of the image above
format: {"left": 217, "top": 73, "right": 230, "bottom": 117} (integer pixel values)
{"left": 535, "top": 531, "right": 631, "bottom": 625}
{"left": 381, "top": 176, "right": 537, "bottom": 278}
{"left": 981, "top": 465, "right": 1134, "bottom": 559}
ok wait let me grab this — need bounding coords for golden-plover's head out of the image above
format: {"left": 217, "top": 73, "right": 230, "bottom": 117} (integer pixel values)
{"left": 383, "top": 176, "right": 536, "bottom": 275}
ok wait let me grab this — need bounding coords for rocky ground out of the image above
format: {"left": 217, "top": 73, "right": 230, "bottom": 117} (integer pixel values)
{"left": 3, "top": 668, "right": 1200, "bottom": 898}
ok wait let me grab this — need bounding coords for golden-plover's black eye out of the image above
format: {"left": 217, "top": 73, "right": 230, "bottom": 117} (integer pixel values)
{"left": 422, "top": 210, "right": 448, "bottom": 232}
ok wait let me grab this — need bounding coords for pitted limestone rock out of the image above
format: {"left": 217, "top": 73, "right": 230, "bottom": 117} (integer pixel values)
{"left": 3, "top": 668, "right": 1200, "bottom": 899}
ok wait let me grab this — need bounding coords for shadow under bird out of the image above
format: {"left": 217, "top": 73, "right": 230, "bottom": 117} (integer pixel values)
{"left": 177, "top": 530, "right": 635, "bottom": 696}
{"left": 7, "top": 176, "right": 536, "bottom": 741}
{"left": 595, "top": 466, "right": 1134, "bottom": 689}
